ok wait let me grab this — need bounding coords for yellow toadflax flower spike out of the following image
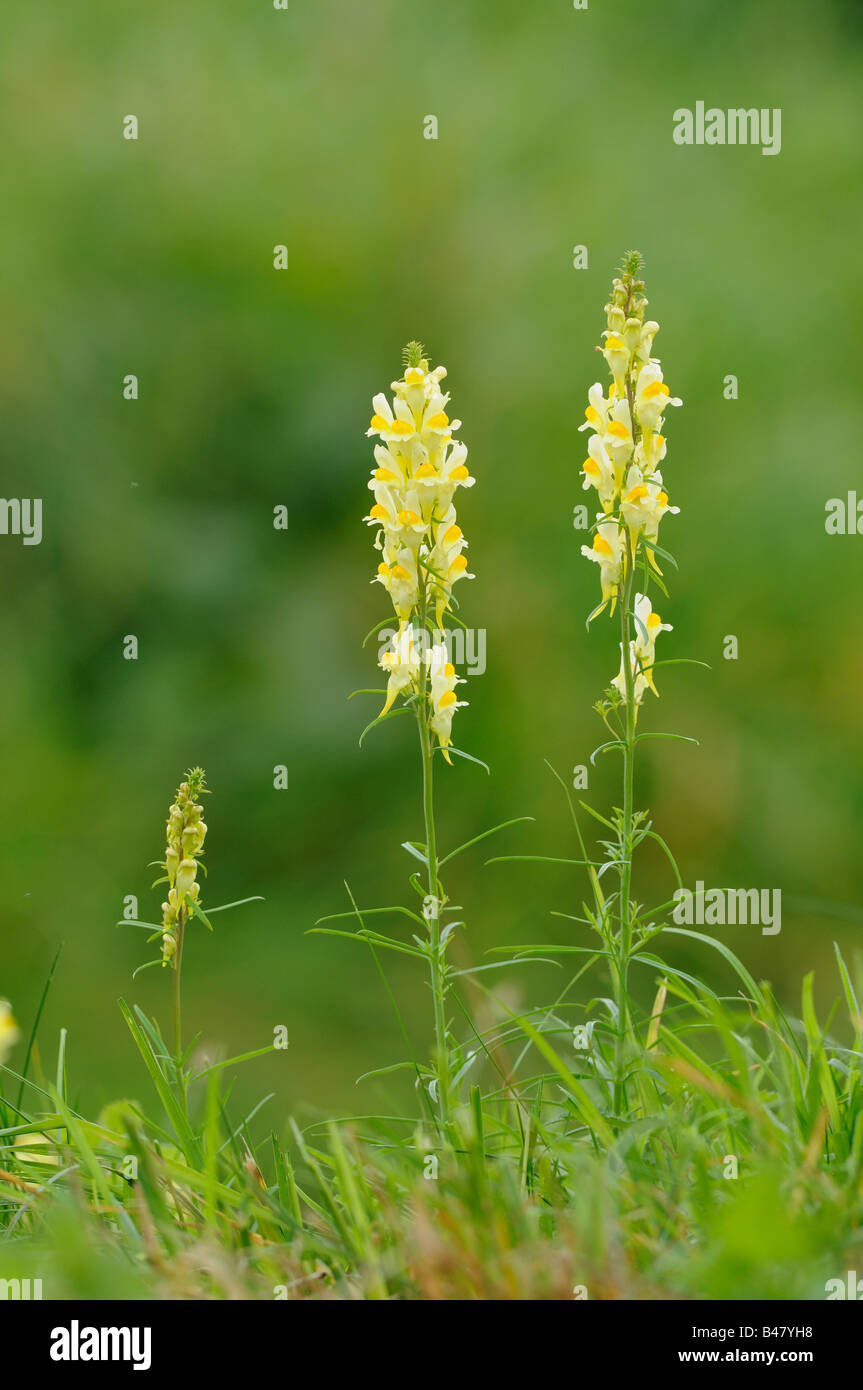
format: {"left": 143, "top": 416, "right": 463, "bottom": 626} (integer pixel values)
{"left": 364, "top": 342, "right": 475, "bottom": 759}
{"left": 160, "top": 767, "right": 208, "bottom": 967}
{"left": 354, "top": 344, "right": 482, "bottom": 1128}
{"left": 580, "top": 253, "right": 681, "bottom": 707}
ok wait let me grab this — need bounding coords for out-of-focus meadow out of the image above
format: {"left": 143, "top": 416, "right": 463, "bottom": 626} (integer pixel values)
{"left": 1, "top": 0, "right": 862, "bottom": 1120}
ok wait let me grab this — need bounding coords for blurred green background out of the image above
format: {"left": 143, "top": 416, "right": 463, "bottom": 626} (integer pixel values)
{"left": 1, "top": 0, "right": 862, "bottom": 1122}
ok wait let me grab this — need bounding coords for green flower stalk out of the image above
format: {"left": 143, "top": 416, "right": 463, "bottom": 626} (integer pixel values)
{"left": 360, "top": 343, "right": 478, "bottom": 1129}
{"left": 125, "top": 770, "right": 260, "bottom": 1121}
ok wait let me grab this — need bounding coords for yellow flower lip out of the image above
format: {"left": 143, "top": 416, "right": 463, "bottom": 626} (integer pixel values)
{"left": 450, "top": 554, "right": 468, "bottom": 573}
{"left": 443, "top": 524, "right": 462, "bottom": 543}
{"left": 656, "top": 490, "right": 669, "bottom": 507}
{"left": 370, "top": 413, "right": 389, "bottom": 431}
{"left": 390, "top": 419, "right": 414, "bottom": 435}
{"left": 647, "top": 612, "right": 662, "bottom": 627}
{"left": 444, "top": 662, "right": 455, "bottom": 677}
{"left": 642, "top": 381, "right": 670, "bottom": 400}
{"left": 626, "top": 485, "right": 649, "bottom": 502}
{"left": 391, "top": 563, "right": 411, "bottom": 580}
{"left": 449, "top": 464, "right": 470, "bottom": 480}
{"left": 583, "top": 459, "right": 601, "bottom": 476}
{"left": 414, "top": 461, "right": 436, "bottom": 478}
{"left": 426, "top": 411, "right": 450, "bottom": 429}
{"left": 585, "top": 405, "right": 600, "bottom": 423}
{"left": 398, "top": 508, "right": 422, "bottom": 525}
{"left": 438, "top": 690, "right": 457, "bottom": 709}
{"left": 593, "top": 535, "right": 614, "bottom": 557}
{"left": 404, "top": 367, "right": 424, "bottom": 384}
{"left": 369, "top": 503, "right": 389, "bottom": 519}
{"left": 605, "top": 335, "right": 625, "bottom": 349}
{"left": 608, "top": 421, "right": 630, "bottom": 440}
{"left": 374, "top": 466, "right": 397, "bottom": 480}
{"left": 377, "top": 562, "right": 390, "bottom": 576}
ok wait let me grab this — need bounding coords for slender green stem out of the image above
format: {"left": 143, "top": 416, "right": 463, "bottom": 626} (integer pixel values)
{"left": 415, "top": 546, "right": 451, "bottom": 1132}
{"left": 614, "top": 533, "right": 636, "bottom": 1118}
{"left": 610, "top": 275, "right": 642, "bottom": 1120}
{"left": 173, "top": 909, "right": 187, "bottom": 1114}
{"left": 417, "top": 705, "right": 450, "bottom": 1130}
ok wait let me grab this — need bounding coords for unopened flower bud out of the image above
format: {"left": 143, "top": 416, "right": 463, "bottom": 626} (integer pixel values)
{"left": 176, "top": 858, "right": 198, "bottom": 897}
{"left": 638, "top": 320, "right": 659, "bottom": 362}
{"left": 623, "top": 317, "right": 643, "bottom": 353}
{"left": 165, "top": 846, "right": 180, "bottom": 883}
{"left": 181, "top": 824, "right": 201, "bottom": 855}
{"left": 602, "top": 334, "right": 629, "bottom": 388}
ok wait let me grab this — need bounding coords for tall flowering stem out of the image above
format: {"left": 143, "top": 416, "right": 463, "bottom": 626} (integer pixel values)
{"left": 579, "top": 253, "right": 681, "bottom": 1116}
{"left": 158, "top": 767, "right": 209, "bottom": 1070}
{"left": 126, "top": 772, "right": 260, "bottom": 1122}
{"left": 362, "top": 342, "right": 476, "bottom": 1128}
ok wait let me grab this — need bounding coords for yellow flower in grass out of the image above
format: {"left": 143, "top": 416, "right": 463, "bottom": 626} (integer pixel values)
{"left": 612, "top": 593, "right": 673, "bottom": 706}
{"left": 0, "top": 999, "right": 19, "bottom": 1063}
{"left": 14, "top": 1129, "right": 61, "bottom": 1166}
